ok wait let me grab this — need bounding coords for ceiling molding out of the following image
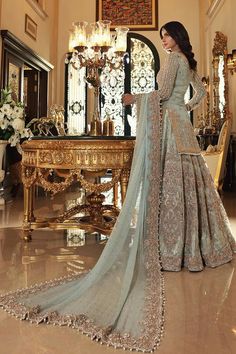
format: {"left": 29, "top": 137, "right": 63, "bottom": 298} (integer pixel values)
{"left": 26, "top": 0, "right": 48, "bottom": 20}
{"left": 207, "top": 0, "right": 225, "bottom": 18}
{"left": 1, "top": 30, "right": 53, "bottom": 71}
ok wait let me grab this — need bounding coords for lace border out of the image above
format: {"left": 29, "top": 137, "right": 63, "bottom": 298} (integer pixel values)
{"left": 0, "top": 271, "right": 164, "bottom": 353}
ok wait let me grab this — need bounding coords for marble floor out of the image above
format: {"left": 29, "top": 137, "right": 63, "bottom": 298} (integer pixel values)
{"left": 0, "top": 188, "right": 235, "bottom": 354}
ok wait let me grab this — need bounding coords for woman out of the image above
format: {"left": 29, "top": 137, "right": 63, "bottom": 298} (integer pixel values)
{"left": 0, "top": 21, "right": 235, "bottom": 353}
{"left": 123, "top": 21, "right": 235, "bottom": 272}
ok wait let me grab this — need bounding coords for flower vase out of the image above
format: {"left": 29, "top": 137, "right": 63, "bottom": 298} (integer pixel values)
{"left": 0, "top": 140, "right": 8, "bottom": 205}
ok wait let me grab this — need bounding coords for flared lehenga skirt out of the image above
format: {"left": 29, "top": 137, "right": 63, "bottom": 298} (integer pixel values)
{"left": 159, "top": 109, "right": 235, "bottom": 271}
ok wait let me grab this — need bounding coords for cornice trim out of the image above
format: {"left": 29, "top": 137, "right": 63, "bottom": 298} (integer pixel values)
{"left": 26, "top": 0, "right": 48, "bottom": 20}
{"left": 207, "top": 0, "right": 225, "bottom": 18}
{"left": 1, "top": 30, "right": 54, "bottom": 71}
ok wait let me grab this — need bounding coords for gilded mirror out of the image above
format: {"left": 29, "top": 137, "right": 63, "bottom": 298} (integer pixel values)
{"left": 212, "top": 31, "right": 229, "bottom": 129}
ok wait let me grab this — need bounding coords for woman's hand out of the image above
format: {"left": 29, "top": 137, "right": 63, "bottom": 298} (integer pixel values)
{"left": 122, "top": 93, "right": 136, "bottom": 106}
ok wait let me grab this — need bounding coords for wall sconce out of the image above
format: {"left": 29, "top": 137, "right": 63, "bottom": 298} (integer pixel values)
{"left": 227, "top": 49, "right": 236, "bottom": 74}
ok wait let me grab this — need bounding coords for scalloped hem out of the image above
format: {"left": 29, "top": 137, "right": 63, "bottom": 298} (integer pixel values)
{"left": 0, "top": 272, "right": 165, "bottom": 353}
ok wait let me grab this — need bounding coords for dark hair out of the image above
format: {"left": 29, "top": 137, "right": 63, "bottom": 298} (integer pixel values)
{"left": 160, "top": 21, "right": 197, "bottom": 71}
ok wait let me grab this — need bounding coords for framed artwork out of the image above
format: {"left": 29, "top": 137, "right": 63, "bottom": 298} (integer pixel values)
{"left": 25, "top": 14, "right": 37, "bottom": 40}
{"left": 8, "top": 62, "right": 21, "bottom": 102}
{"left": 96, "top": 0, "right": 158, "bottom": 31}
{"left": 5, "top": 53, "right": 24, "bottom": 102}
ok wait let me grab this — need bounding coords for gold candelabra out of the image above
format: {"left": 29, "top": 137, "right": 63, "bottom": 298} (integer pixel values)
{"left": 66, "top": 20, "right": 129, "bottom": 135}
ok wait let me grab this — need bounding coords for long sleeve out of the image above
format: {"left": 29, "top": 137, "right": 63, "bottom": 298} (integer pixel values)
{"left": 186, "top": 71, "right": 206, "bottom": 111}
{"left": 156, "top": 52, "right": 179, "bottom": 101}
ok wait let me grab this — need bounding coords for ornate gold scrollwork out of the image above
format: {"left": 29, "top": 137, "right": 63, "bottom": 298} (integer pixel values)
{"left": 23, "top": 167, "right": 122, "bottom": 196}
{"left": 22, "top": 166, "right": 37, "bottom": 188}
{"left": 39, "top": 150, "right": 74, "bottom": 165}
{"left": 212, "top": 31, "right": 229, "bottom": 128}
{"left": 212, "top": 31, "right": 227, "bottom": 57}
{"left": 199, "top": 31, "right": 230, "bottom": 134}
{"left": 21, "top": 138, "right": 135, "bottom": 240}
{"left": 27, "top": 104, "right": 66, "bottom": 137}
{"left": 75, "top": 169, "right": 122, "bottom": 194}
{"left": 37, "top": 169, "right": 75, "bottom": 195}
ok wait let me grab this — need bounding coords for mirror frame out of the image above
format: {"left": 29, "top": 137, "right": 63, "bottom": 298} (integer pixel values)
{"left": 212, "top": 31, "right": 229, "bottom": 129}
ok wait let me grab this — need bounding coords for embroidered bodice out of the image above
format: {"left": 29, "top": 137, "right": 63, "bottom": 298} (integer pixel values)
{"left": 156, "top": 51, "right": 206, "bottom": 110}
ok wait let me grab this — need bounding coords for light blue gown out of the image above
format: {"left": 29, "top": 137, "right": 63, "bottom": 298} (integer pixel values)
{"left": 0, "top": 51, "right": 235, "bottom": 353}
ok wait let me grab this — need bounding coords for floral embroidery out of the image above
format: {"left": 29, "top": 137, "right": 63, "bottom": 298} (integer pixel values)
{"left": 167, "top": 109, "right": 201, "bottom": 154}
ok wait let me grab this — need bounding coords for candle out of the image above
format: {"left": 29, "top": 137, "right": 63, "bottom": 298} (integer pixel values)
{"left": 76, "top": 33, "right": 86, "bottom": 46}
{"left": 69, "top": 30, "right": 76, "bottom": 52}
{"left": 115, "top": 27, "right": 129, "bottom": 52}
{"left": 99, "top": 20, "right": 111, "bottom": 46}
{"left": 74, "top": 21, "right": 87, "bottom": 47}
{"left": 102, "top": 33, "right": 111, "bottom": 46}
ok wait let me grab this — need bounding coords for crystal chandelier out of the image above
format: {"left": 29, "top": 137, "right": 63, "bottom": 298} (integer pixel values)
{"left": 66, "top": 20, "right": 129, "bottom": 136}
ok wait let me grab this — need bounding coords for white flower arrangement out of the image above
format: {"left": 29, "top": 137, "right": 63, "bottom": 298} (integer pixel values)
{"left": 0, "top": 88, "right": 32, "bottom": 153}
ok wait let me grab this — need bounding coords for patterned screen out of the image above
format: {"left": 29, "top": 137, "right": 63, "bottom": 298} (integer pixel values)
{"left": 128, "top": 38, "right": 157, "bottom": 136}
{"left": 101, "top": 35, "right": 158, "bottom": 136}
{"left": 100, "top": 64, "right": 125, "bottom": 136}
{"left": 66, "top": 63, "right": 86, "bottom": 135}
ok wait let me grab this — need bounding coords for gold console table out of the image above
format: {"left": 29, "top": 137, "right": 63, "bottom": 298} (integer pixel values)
{"left": 21, "top": 136, "right": 135, "bottom": 241}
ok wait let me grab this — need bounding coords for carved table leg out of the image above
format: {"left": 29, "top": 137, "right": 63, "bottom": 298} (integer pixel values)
{"left": 120, "top": 169, "right": 130, "bottom": 204}
{"left": 113, "top": 181, "right": 119, "bottom": 208}
{"left": 22, "top": 185, "right": 35, "bottom": 242}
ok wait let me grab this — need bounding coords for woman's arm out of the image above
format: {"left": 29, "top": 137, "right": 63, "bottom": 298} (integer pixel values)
{"left": 185, "top": 71, "right": 206, "bottom": 111}
{"left": 157, "top": 51, "right": 179, "bottom": 101}
{"left": 122, "top": 52, "right": 179, "bottom": 106}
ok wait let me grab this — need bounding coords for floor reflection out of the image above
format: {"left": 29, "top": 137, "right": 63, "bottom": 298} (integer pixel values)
{"left": 0, "top": 227, "right": 106, "bottom": 289}
{"left": 162, "top": 260, "right": 236, "bottom": 354}
{"left": 0, "top": 189, "right": 235, "bottom": 354}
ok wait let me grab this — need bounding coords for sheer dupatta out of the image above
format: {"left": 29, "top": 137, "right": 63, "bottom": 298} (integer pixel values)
{"left": 0, "top": 92, "right": 165, "bottom": 353}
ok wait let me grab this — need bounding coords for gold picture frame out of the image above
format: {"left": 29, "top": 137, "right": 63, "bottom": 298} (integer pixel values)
{"left": 25, "top": 14, "right": 37, "bottom": 40}
{"left": 96, "top": 0, "right": 158, "bottom": 31}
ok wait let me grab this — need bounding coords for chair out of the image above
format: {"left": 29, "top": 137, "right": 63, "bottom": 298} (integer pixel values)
{"left": 201, "top": 119, "right": 232, "bottom": 191}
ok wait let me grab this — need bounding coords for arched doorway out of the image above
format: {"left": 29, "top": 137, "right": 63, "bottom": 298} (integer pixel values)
{"left": 101, "top": 32, "right": 160, "bottom": 136}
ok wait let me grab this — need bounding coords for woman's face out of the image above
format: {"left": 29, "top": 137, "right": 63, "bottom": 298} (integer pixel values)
{"left": 161, "top": 29, "right": 179, "bottom": 52}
